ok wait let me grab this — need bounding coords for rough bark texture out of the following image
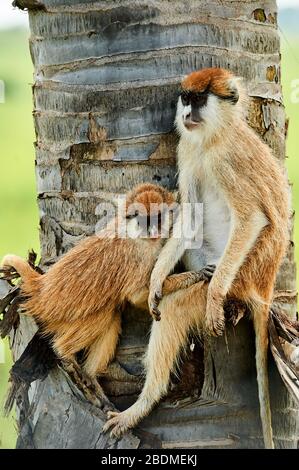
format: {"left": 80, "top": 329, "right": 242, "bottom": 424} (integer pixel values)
{"left": 10, "top": 0, "right": 298, "bottom": 448}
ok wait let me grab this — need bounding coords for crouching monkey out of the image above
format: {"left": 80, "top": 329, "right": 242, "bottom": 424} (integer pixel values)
{"left": 1, "top": 183, "right": 213, "bottom": 378}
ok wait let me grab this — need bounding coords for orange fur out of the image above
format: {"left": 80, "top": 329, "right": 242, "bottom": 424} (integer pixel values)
{"left": 126, "top": 183, "right": 175, "bottom": 212}
{"left": 2, "top": 184, "right": 205, "bottom": 377}
{"left": 182, "top": 67, "right": 235, "bottom": 98}
{"left": 1, "top": 184, "right": 172, "bottom": 374}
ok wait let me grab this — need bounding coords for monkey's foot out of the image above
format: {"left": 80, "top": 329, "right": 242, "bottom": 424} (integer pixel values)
{"left": 149, "top": 287, "right": 162, "bottom": 321}
{"left": 103, "top": 410, "right": 135, "bottom": 438}
{"left": 205, "top": 308, "right": 225, "bottom": 337}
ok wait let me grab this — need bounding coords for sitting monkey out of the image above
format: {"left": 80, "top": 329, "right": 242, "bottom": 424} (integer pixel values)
{"left": 1, "top": 183, "right": 212, "bottom": 378}
{"left": 104, "top": 69, "right": 289, "bottom": 449}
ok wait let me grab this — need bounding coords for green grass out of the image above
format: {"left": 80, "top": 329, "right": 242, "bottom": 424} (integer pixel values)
{"left": 0, "top": 28, "right": 298, "bottom": 449}
{"left": 281, "top": 36, "right": 299, "bottom": 270}
{"left": 0, "top": 28, "right": 39, "bottom": 449}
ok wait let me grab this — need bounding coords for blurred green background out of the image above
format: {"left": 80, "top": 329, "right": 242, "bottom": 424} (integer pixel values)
{"left": 0, "top": 10, "right": 298, "bottom": 449}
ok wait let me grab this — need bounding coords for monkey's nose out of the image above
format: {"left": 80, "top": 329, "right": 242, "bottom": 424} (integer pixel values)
{"left": 185, "top": 113, "right": 191, "bottom": 120}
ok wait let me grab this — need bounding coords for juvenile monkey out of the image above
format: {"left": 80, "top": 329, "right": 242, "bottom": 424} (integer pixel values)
{"left": 1, "top": 183, "right": 212, "bottom": 378}
{"left": 104, "top": 68, "right": 289, "bottom": 448}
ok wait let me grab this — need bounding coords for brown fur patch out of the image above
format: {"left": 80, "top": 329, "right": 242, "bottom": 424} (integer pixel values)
{"left": 182, "top": 67, "right": 234, "bottom": 98}
{"left": 126, "top": 183, "right": 175, "bottom": 216}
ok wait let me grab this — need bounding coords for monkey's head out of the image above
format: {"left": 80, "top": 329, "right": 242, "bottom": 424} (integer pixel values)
{"left": 176, "top": 68, "right": 245, "bottom": 137}
{"left": 125, "top": 184, "right": 176, "bottom": 240}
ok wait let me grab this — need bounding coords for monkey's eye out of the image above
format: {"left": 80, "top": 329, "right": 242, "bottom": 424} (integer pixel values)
{"left": 191, "top": 92, "right": 208, "bottom": 107}
{"left": 181, "top": 90, "right": 208, "bottom": 108}
{"left": 180, "top": 91, "right": 190, "bottom": 106}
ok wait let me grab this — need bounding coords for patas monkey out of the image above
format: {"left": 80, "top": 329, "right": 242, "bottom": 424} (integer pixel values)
{"left": 104, "top": 69, "right": 289, "bottom": 448}
{"left": 1, "top": 183, "right": 212, "bottom": 378}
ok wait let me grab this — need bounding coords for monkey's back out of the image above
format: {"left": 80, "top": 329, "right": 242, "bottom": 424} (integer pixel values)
{"left": 228, "top": 125, "right": 289, "bottom": 303}
{"left": 22, "top": 233, "right": 154, "bottom": 336}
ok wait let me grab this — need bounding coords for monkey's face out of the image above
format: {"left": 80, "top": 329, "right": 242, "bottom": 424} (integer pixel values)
{"left": 178, "top": 89, "right": 209, "bottom": 131}
{"left": 176, "top": 67, "right": 240, "bottom": 135}
{"left": 126, "top": 210, "right": 164, "bottom": 240}
{"left": 125, "top": 184, "right": 176, "bottom": 241}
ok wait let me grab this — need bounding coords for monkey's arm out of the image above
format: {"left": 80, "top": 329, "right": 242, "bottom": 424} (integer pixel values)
{"left": 206, "top": 209, "right": 268, "bottom": 335}
{"left": 163, "top": 266, "right": 215, "bottom": 295}
{"left": 148, "top": 171, "right": 198, "bottom": 319}
{"left": 129, "top": 268, "right": 214, "bottom": 311}
{"left": 148, "top": 234, "right": 186, "bottom": 320}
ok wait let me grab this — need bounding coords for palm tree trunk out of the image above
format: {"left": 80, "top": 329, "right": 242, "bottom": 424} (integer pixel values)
{"left": 10, "top": 0, "right": 298, "bottom": 448}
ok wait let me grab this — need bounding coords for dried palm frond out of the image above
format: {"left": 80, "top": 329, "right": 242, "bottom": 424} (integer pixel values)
{"left": 269, "top": 307, "right": 299, "bottom": 406}
{"left": 0, "top": 283, "right": 21, "bottom": 338}
{"left": 4, "top": 330, "right": 57, "bottom": 416}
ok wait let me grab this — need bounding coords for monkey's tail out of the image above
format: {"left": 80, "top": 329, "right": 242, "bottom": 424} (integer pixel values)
{"left": 252, "top": 304, "right": 274, "bottom": 449}
{"left": 1, "top": 254, "right": 41, "bottom": 288}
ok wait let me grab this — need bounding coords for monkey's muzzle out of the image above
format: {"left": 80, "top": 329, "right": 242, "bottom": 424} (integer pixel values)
{"left": 183, "top": 115, "right": 201, "bottom": 130}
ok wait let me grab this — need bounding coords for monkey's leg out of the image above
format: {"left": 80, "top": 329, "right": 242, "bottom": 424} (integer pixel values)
{"left": 84, "top": 313, "right": 122, "bottom": 378}
{"left": 163, "top": 266, "right": 215, "bottom": 295}
{"left": 149, "top": 266, "right": 214, "bottom": 321}
{"left": 103, "top": 282, "right": 208, "bottom": 438}
{"left": 253, "top": 304, "right": 274, "bottom": 449}
{"left": 130, "top": 268, "right": 214, "bottom": 316}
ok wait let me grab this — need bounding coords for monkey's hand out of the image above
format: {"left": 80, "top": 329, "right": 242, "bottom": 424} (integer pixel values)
{"left": 205, "top": 283, "right": 226, "bottom": 336}
{"left": 195, "top": 264, "right": 216, "bottom": 282}
{"left": 103, "top": 410, "right": 135, "bottom": 438}
{"left": 148, "top": 265, "right": 216, "bottom": 321}
{"left": 148, "top": 281, "right": 163, "bottom": 321}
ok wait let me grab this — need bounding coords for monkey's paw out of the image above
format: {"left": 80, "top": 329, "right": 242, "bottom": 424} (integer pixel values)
{"left": 148, "top": 285, "right": 163, "bottom": 321}
{"left": 205, "top": 292, "right": 226, "bottom": 336}
{"left": 198, "top": 264, "right": 216, "bottom": 282}
{"left": 103, "top": 410, "right": 133, "bottom": 438}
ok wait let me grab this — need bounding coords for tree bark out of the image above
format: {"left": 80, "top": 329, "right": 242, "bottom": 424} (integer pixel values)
{"left": 10, "top": 0, "right": 298, "bottom": 448}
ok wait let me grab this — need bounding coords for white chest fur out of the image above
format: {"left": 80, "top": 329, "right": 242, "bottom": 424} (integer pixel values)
{"left": 200, "top": 181, "right": 231, "bottom": 264}
{"left": 180, "top": 145, "right": 231, "bottom": 271}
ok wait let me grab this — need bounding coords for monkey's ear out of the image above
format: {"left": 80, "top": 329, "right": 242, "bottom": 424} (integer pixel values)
{"left": 226, "top": 77, "right": 241, "bottom": 104}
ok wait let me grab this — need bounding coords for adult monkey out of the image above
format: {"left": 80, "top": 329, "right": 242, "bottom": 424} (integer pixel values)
{"left": 104, "top": 68, "right": 289, "bottom": 449}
